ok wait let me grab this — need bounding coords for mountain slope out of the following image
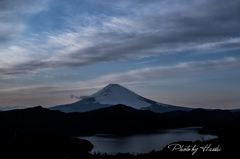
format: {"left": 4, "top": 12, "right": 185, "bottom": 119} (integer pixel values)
{"left": 50, "top": 84, "right": 192, "bottom": 113}
{"left": 1, "top": 105, "right": 239, "bottom": 137}
{"left": 0, "top": 105, "right": 170, "bottom": 136}
{"left": 90, "top": 84, "right": 150, "bottom": 108}
{"left": 1, "top": 105, "right": 240, "bottom": 159}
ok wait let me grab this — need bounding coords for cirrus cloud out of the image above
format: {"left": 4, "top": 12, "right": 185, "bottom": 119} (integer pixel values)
{"left": 0, "top": 0, "right": 240, "bottom": 76}
{"left": 75, "top": 57, "right": 240, "bottom": 86}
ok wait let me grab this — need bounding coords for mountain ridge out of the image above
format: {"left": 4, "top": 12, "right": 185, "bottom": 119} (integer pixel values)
{"left": 1, "top": 105, "right": 240, "bottom": 159}
{"left": 50, "top": 84, "right": 192, "bottom": 113}
{"left": 2, "top": 104, "right": 240, "bottom": 137}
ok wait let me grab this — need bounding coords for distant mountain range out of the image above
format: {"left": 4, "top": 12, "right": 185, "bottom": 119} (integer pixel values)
{"left": 1, "top": 98, "right": 240, "bottom": 158}
{"left": 1, "top": 102, "right": 240, "bottom": 159}
{"left": 1, "top": 105, "right": 240, "bottom": 137}
{"left": 50, "top": 84, "right": 192, "bottom": 113}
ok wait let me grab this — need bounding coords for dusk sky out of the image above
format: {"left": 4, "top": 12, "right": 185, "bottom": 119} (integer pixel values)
{"left": 0, "top": 0, "right": 240, "bottom": 110}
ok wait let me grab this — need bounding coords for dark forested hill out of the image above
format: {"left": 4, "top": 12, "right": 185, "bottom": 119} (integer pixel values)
{"left": 1, "top": 105, "right": 240, "bottom": 137}
{"left": 0, "top": 105, "right": 169, "bottom": 137}
{"left": 1, "top": 105, "right": 240, "bottom": 159}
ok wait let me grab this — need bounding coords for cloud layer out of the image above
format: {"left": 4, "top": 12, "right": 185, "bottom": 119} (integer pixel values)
{"left": 1, "top": 0, "right": 240, "bottom": 76}
{"left": 78, "top": 57, "right": 240, "bottom": 85}
{"left": 0, "top": 0, "right": 48, "bottom": 42}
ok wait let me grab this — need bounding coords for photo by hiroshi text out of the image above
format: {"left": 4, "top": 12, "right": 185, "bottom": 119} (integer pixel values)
{"left": 167, "top": 143, "right": 222, "bottom": 156}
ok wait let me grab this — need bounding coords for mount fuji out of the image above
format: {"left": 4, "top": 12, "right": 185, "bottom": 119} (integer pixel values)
{"left": 50, "top": 84, "right": 192, "bottom": 113}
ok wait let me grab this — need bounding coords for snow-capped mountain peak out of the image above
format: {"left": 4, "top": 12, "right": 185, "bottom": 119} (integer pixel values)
{"left": 90, "top": 84, "right": 151, "bottom": 109}
{"left": 50, "top": 84, "right": 192, "bottom": 113}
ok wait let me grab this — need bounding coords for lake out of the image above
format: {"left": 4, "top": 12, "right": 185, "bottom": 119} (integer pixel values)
{"left": 78, "top": 127, "right": 217, "bottom": 154}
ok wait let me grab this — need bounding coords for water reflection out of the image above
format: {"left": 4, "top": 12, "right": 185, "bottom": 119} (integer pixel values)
{"left": 79, "top": 127, "right": 217, "bottom": 154}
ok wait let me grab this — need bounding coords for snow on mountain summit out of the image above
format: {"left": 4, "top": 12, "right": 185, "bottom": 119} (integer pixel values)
{"left": 90, "top": 84, "right": 151, "bottom": 109}
{"left": 50, "top": 84, "right": 192, "bottom": 113}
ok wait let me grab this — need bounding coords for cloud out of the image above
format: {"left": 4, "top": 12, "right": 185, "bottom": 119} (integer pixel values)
{"left": 0, "top": 0, "right": 240, "bottom": 76}
{"left": 0, "top": 0, "right": 49, "bottom": 42}
{"left": 81, "top": 57, "right": 240, "bottom": 85}
{"left": 195, "top": 38, "right": 240, "bottom": 52}
{"left": 0, "top": 84, "right": 100, "bottom": 107}
{"left": 1, "top": 56, "right": 239, "bottom": 107}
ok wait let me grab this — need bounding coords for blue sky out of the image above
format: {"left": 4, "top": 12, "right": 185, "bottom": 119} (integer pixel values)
{"left": 0, "top": 0, "right": 240, "bottom": 110}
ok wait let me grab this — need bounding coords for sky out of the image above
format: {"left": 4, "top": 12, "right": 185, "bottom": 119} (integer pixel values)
{"left": 0, "top": 0, "right": 240, "bottom": 110}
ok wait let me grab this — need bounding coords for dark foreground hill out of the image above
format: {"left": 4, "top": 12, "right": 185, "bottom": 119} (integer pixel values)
{"left": 1, "top": 105, "right": 240, "bottom": 158}
{"left": 0, "top": 105, "right": 169, "bottom": 137}
{"left": 0, "top": 136, "right": 94, "bottom": 159}
{"left": 1, "top": 105, "right": 240, "bottom": 137}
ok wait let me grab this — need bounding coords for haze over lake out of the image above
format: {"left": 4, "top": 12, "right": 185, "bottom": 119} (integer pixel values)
{"left": 79, "top": 127, "right": 217, "bottom": 154}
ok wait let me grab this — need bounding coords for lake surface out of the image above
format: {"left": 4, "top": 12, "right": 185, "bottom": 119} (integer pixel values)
{"left": 78, "top": 127, "right": 217, "bottom": 154}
